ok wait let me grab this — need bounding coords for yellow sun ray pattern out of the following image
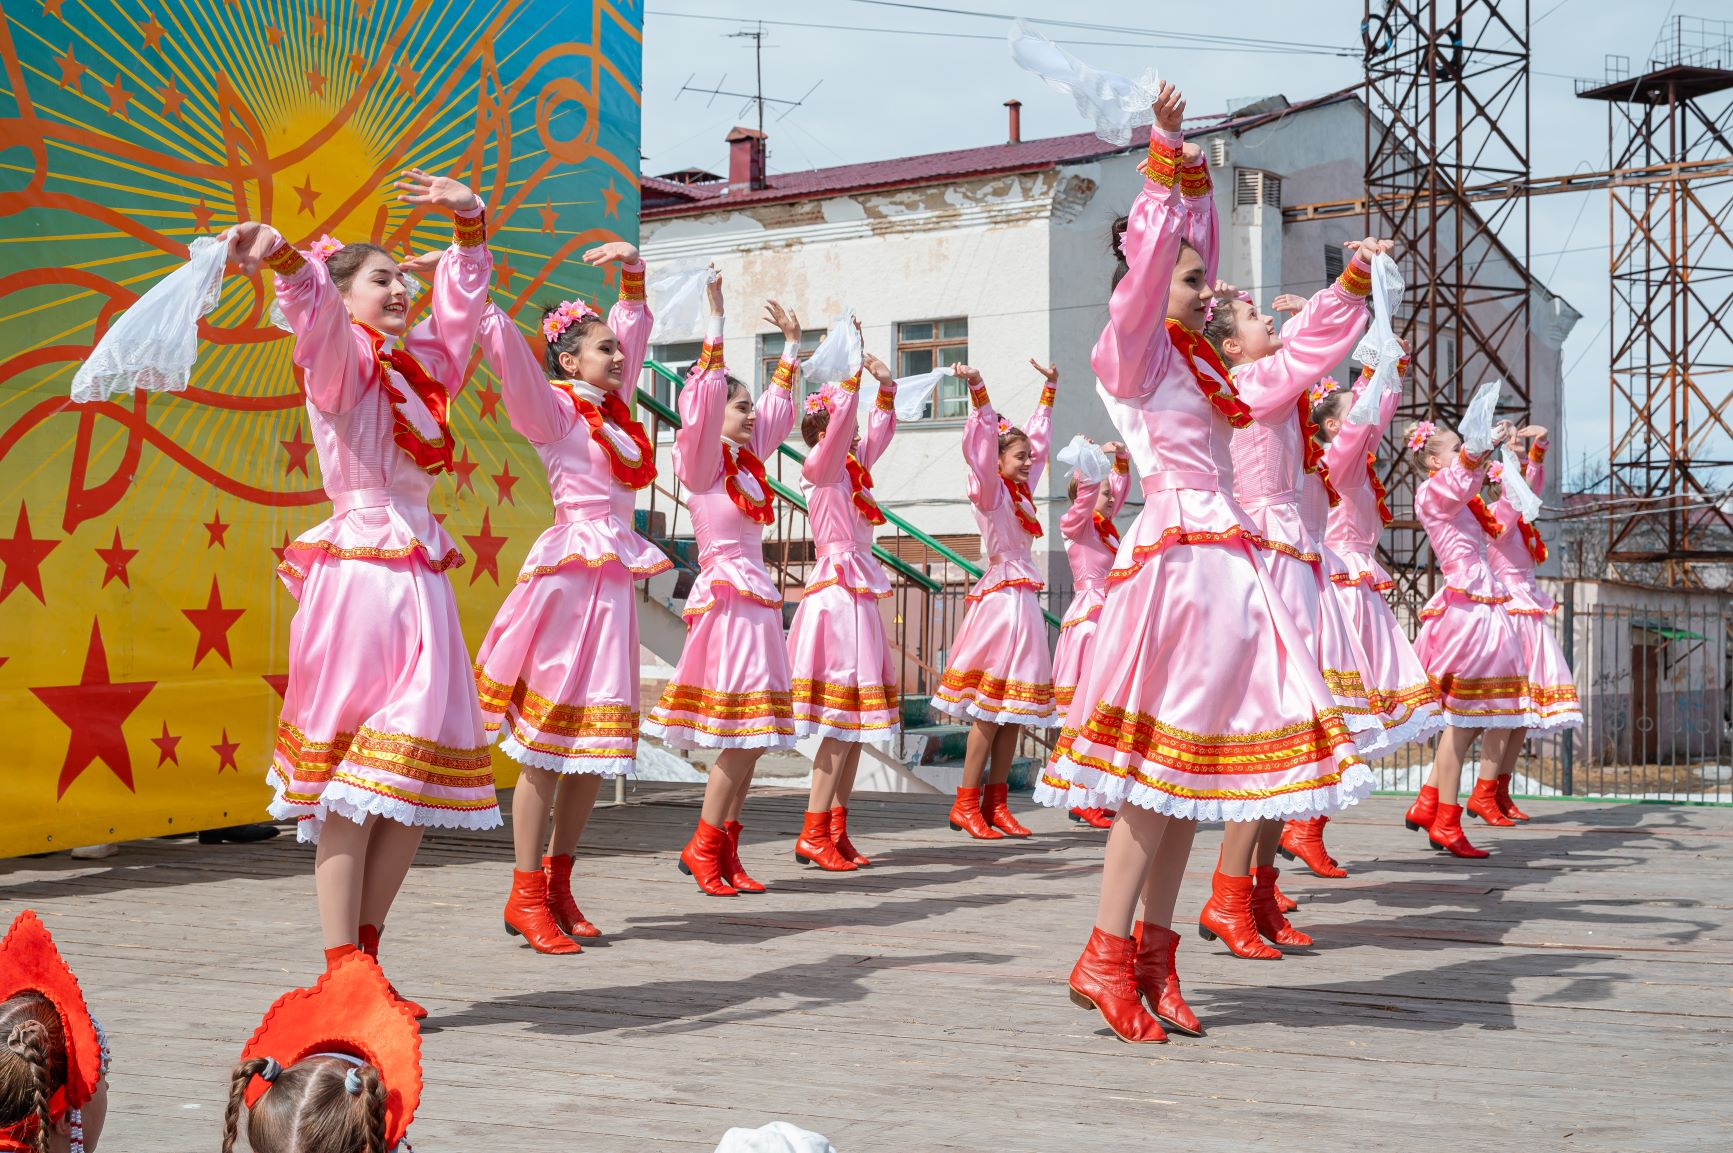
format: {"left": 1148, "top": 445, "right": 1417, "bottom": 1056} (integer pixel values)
{"left": 0, "top": 0, "right": 643, "bottom": 854}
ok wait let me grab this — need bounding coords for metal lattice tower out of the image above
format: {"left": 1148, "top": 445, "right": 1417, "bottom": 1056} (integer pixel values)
{"left": 1361, "top": 1, "right": 1532, "bottom": 607}
{"left": 1578, "top": 16, "right": 1733, "bottom": 584}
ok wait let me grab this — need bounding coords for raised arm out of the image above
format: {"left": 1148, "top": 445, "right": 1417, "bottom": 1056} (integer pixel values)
{"left": 1107, "top": 448, "right": 1130, "bottom": 516}
{"left": 476, "top": 302, "right": 575, "bottom": 446}
{"left": 1230, "top": 247, "right": 1375, "bottom": 421}
{"left": 802, "top": 369, "right": 862, "bottom": 483}
{"left": 1521, "top": 432, "right": 1548, "bottom": 497}
{"left": 259, "top": 231, "right": 373, "bottom": 415}
{"left": 958, "top": 368, "right": 1004, "bottom": 511}
{"left": 1418, "top": 447, "right": 1493, "bottom": 518}
{"left": 1024, "top": 360, "right": 1057, "bottom": 490}
{"left": 1178, "top": 150, "right": 1218, "bottom": 282}
{"left": 390, "top": 171, "right": 490, "bottom": 396}
{"left": 750, "top": 299, "right": 801, "bottom": 458}
{"left": 1060, "top": 474, "right": 1101, "bottom": 542}
{"left": 1092, "top": 131, "right": 1190, "bottom": 401}
{"left": 674, "top": 309, "right": 728, "bottom": 490}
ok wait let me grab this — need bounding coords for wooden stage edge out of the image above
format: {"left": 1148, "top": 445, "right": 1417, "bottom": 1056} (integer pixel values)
{"left": 3, "top": 788, "right": 1730, "bottom": 1152}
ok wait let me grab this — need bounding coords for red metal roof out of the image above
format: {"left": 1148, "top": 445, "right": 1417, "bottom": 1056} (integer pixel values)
{"left": 642, "top": 88, "right": 1360, "bottom": 219}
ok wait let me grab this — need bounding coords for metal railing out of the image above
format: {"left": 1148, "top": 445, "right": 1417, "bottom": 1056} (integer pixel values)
{"left": 1373, "top": 587, "right": 1733, "bottom": 803}
{"left": 636, "top": 361, "right": 1060, "bottom": 761}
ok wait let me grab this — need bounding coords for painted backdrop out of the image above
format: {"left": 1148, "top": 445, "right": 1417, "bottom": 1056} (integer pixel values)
{"left": 0, "top": 0, "right": 643, "bottom": 855}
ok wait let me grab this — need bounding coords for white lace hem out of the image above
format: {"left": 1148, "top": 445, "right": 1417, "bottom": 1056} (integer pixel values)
{"left": 1356, "top": 706, "right": 1448, "bottom": 760}
{"left": 641, "top": 720, "right": 798, "bottom": 752}
{"left": 1032, "top": 758, "right": 1377, "bottom": 822}
{"left": 499, "top": 732, "right": 636, "bottom": 777}
{"left": 929, "top": 695, "right": 1062, "bottom": 729}
{"left": 268, "top": 781, "right": 503, "bottom": 846}
{"left": 793, "top": 718, "right": 901, "bottom": 744}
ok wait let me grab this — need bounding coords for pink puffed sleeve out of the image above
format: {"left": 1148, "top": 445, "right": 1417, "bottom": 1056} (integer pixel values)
{"left": 1522, "top": 439, "right": 1548, "bottom": 497}
{"left": 859, "top": 378, "right": 898, "bottom": 470}
{"left": 750, "top": 339, "right": 800, "bottom": 459}
{"left": 1023, "top": 381, "right": 1055, "bottom": 490}
{"left": 1092, "top": 128, "right": 1196, "bottom": 401}
{"left": 1418, "top": 449, "right": 1491, "bottom": 518}
{"left": 1060, "top": 474, "right": 1100, "bottom": 542}
{"left": 267, "top": 232, "right": 374, "bottom": 415}
{"left": 476, "top": 302, "right": 576, "bottom": 446}
{"left": 1107, "top": 453, "right": 1130, "bottom": 517}
{"left": 674, "top": 315, "right": 727, "bottom": 491}
{"left": 402, "top": 205, "right": 493, "bottom": 397}
{"left": 606, "top": 260, "right": 652, "bottom": 389}
{"left": 803, "top": 370, "right": 862, "bottom": 484}
{"left": 961, "top": 377, "right": 1003, "bottom": 512}
{"left": 1230, "top": 255, "right": 1373, "bottom": 421}
{"left": 1178, "top": 150, "right": 1218, "bottom": 282}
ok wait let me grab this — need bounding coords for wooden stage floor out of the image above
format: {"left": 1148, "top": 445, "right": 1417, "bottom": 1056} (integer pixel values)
{"left": 3, "top": 789, "right": 1729, "bottom": 1152}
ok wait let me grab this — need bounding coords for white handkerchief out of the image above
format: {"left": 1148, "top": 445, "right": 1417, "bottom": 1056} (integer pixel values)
{"left": 647, "top": 264, "right": 718, "bottom": 343}
{"left": 72, "top": 235, "right": 227, "bottom": 403}
{"left": 800, "top": 310, "right": 862, "bottom": 384}
{"left": 891, "top": 366, "right": 953, "bottom": 420}
{"left": 1346, "top": 253, "right": 1405, "bottom": 425}
{"left": 1056, "top": 434, "right": 1110, "bottom": 484}
{"left": 1499, "top": 444, "right": 1544, "bottom": 521}
{"left": 1458, "top": 377, "right": 1503, "bottom": 456}
{"left": 1008, "top": 19, "right": 1161, "bottom": 146}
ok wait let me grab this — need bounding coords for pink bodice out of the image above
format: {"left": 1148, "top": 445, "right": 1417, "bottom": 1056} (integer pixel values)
{"left": 962, "top": 383, "right": 1052, "bottom": 595}
{"left": 1415, "top": 450, "right": 1504, "bottom": 600}
{"left": 1060, "top": 461, "right": 1130, "bottom": 594}
{"left": 1324, "top": 367, "right": 1402, "bottom": 553}
{"left": 799, "top": 370, "right": 897, "bottom": 596}
{"left": 268, "top": 220, "right": 491, "bottom": 583}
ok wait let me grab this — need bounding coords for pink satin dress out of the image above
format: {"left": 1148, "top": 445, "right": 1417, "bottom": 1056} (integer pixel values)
{"left": 471, "top": 267, "right": 672, "bottom": 775}
{"left": 1226, "top": 274, "right": 1390, "bottom": 754}
{"left": 786, "top": 371, "right": 902, "bottom": 742}
{"left": 932, "top": 383, "right": 1060, "bottom": 727}
{"left": 1485, "top": 443, "right": 1582, "bottom": 730}
{"left": 1052, "top": 456, "right": 1130, "bottom": 711}
{"left": 645, "top": 324, "right": 799, "bottom": 749}
{"left": 1031, "top": 128, "right": 1372, "bottom": 821}
{"left": 263, "top": 218, "right": 500, "bottom": 843}
{"left": 1319, "top": 366, "right": 1444, "bottom": 751}
{"left": 1411, "top": 450, "right": 1531, "bottom": 728}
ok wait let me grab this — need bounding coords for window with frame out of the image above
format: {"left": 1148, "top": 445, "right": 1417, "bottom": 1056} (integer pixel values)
{"left": 1323, "top": 243, "right": 1347, "bottom": 285}
{"left": 896, "top": 318, "right": 969, "bottom": 420}
{"left": 645, "top": 340, "right": 703, "bottom": 432}
{"left": 755, "top": 328, "right": 828, "bottom": 407}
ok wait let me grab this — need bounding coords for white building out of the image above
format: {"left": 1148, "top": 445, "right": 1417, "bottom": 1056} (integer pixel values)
{"left": 640, "top": 91, "right": 1579, "bottom": 612}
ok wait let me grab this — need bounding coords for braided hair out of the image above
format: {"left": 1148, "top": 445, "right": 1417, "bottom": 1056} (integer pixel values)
{"left": 0, "top": 994, "right": 65, "bottom": 1153}
{"left": 223, "top": 1055, "right": 388, "bottom": 1153}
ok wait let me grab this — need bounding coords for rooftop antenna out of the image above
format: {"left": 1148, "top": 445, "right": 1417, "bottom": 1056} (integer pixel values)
{"left": 677, "top": 22, "right": 822, "bottom": 140}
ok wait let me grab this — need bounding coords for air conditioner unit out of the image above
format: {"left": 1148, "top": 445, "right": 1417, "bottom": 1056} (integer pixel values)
{"left": 1208, "top": 137, "right": 1228, "bottom": 167}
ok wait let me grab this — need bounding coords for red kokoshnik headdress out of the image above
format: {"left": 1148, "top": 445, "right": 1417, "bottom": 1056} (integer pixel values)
{"left": 0, "top": 911, "right": 108, "bottom": 1152}
{"left": 240, "top": 951, "right": 422, "bottom": 1151}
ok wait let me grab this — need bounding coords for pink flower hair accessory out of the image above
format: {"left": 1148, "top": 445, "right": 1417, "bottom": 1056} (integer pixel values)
{"left": 541, "top": 298, "right": 599, "bottom": 343}
{"left": 1487, "top": 461, "right": 1505, "bottom": 485}
{"left": 1406, "top": 420, "right": 1437, "bottom": 452}
{"left": 308, "top": 235, "right": 343, "bottom": 262}
{"left": 804, "top": 381, "right": 842, "bottom": 416}
{"left": 1309, "top": 377, "right": 1340, "bottom": 406}
{"left": 997, "top": 416, "right": 1012, "bottom": 435}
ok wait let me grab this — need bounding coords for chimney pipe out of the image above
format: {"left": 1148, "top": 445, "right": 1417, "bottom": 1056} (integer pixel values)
{"left": 726, "top": 126, "right": 768, "bottom": 192}
{"left": 1004, "top": 99, "right": 1022, "bottom": 144}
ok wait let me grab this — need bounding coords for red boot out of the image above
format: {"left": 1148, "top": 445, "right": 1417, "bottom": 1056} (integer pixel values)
{"left": 830, "top": 806, "right": 870, "bottom": 866}
{"left": 1278, "top": 816, "right": 1347, "bottom": 878}
{"left": 1496, "top": 773, "right": 1532, "bottom": 822}
{"left": 358, "top": 924, "right": 428, "bottom": 1020}
{"left": 1427, "top": 803, "right": 1489, "bottom": 858}
{"left": 542, "top": 854, "right": 602, "bottom": 937}
{"left": 794, "top": 810, "right": 857, "bottom": 871}
{"left": 1250, "top": 866, "right": 1313, "bottom": 949}
{"left": 1405, "top": 784, "right": 1440, "bottom": 832}
{"left": 1197, "top": 871, "right": 1282, "bottom": 960}
{"left": 323, "top": 943, "right": 358, "bottom": 969}
{"left": 721, "top": 820, "right": 766, "bottom": 893}
{"left": 1067, "top": 927, "right": 1167, "bottom": 1043}
{"left": 1132, "top": 921, "right": 1203, "bottom": 1037}
{"left": 1273, "top": 877, "right": 1299, "bottom": 914}
{"left": 1069, "top": 808, "right": 1113, "bottom": 828}
{"left": 678, "top": 819, "right": 739, "bottom": 896}
{"left": 982, "top": 782, "right": 1032, "bottom": 838}
{"left": 504, "top": 869, "right": 583, "bottom": 953}
{"left": 1466, "top": 778, "right": 1515, "bottom": 826}
{"left": 947, "top": 786, "right": 1003, "bottom": 840}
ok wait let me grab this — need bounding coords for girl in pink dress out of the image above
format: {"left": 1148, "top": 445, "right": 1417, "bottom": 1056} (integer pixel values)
{"left": 644, "top": 279, "right": 801, "bottom": 896}
{"left": 1032, "top": 84, "right": 1373, "bottom": 1044}
{"left": 787, "top": 340, "right": 900, "bottom": 872}
{"left": 1199, "top": 273, "right": 1392, "bottom": 957}
{"left": 1467, "top": 427, "right": 1582, "bottom": 826}
{"left": 1403, "top": 419, "right": 1529, "bottom": 858}
{"left": 1054, "top": 439, "right": 1131, "bottom": 830}
{"left": 471, "top": 242, "right": 670, "bottom": 954}
{"left": 933, "top": 362, "right": 1061, "bottom": 840}
{"left": 225, "top": 172, "right": 496, "bottom": 1009}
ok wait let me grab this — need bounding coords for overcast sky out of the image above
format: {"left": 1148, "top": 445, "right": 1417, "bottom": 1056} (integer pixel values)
{"left": 642, "top": 1, "right": 1712, "bottom": 481}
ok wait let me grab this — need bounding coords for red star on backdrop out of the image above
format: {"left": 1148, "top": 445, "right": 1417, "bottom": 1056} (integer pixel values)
{"left": 347, "top": 52, "right": 367, "bottom": 75}
{"left": 191, "top": 198, "right": 214, "bottom": 230}
{"left": 356, "top": 0, "right": 373, "bottom": 18}
{"left": 495, "top": 256, "right": 514, "bottom": 289}
{"left": 212, "top": 730, "right": 240, "bottom": 773}
{"left": 538, "top": 202, "right": 559, "bottom": 233}
{"left": 54, "top": 44, "right": 82, "bottom": 89}
{"left": 140, "top": 13, "right": 166, "bottom": 49}
{"left": 0, "top": 502, "right": 61, "bottom": 606}
{"left": 41, "top": 0, "right": 64, "bottom": 18}
{"left": 492, "top": 463, "right": 519, "bottom": 505}
{"left": 280, "top": 423, "right": 314, "bottom": 475}
{"left": 431, "top": 511, "right": 447, "bottom": 525}
{"left": 182, "top": 576, "right": 245, "bottom": 668}
{"left": 451, "top": 448, "right": 478, "bottom": 492}
{"left": 94, "top": 527, "right": 138, "bottom": 589}
{"left": 266, "top": 25, "right": 283, "bottom": 44}
{"left": 158, "top": 79, "right": 185, "bottom": 119}
{"left": 310, "top": 13, "right": 326, "bottom": 36}
{"left": 601, "top": 179, "right": 623, "bottom": 218}
{"left": 271, "top": 532, "right": 293, "bottom": 564}
{"left": 306, "top": 67, "right": 326, "bottom": 96}
{"left": 295, "top": 174, "right": 320, "bottom": 216}
{"left": 394, "top": 61, "right": 420, "bottom": 98}
{"left": 103, "top": 74, "right": 131, "bottom": 118}
{"left": 151, "top": 722, "right": 180, "bottom": 767}
{"left": 464, "top": 512, "right": 508, "bottom": 585}
{"left": 203, "top": 508, "right": 229, "bottom": 548}
{"left": 263, "top": 674, "right": 288, "bottom": 699}
{"left": 31, "top": 619, "right": 155, "bottom": 798}
{"left": 475, "top": 381, "right": 502, "bottom": 423}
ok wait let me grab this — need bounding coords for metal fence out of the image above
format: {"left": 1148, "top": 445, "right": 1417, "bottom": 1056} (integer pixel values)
{"left": 1370, "top": 588, "right": 1733, "bottom": 803}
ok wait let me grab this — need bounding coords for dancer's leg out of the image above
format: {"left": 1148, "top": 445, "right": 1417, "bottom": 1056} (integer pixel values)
{"left": 313, "top": 813, "right": 370, "bottom": 950}
{"left": 702, "top": 750, "right": 756, "bottom": 827}
{"left": 835, "top": 742, "right": 864, "bottom": 807}
{"left": 987, "top": 723, "right": 1022, "bottom": 785}
{"left": 961, "top": 720, "right": 1000, "bottom": 790}
{"left": 1250, "top": 818, "right": 1283, "bottom": 869}
{"left": 722, "top": 749, "right": 760, "bottom": 824}
{"left": 357, "top": 819, "right": 426, "bottom": 931}
{"left": 1137, "top": 817, "right": 1197, "bottom": 927}
{"left": 807, "top": 738, "right": 845, "bottom": 812}
{"left": 509, "top": 765, "right": 557, "bottom": 872}
{"left": 1095, "top": 806, "right": 1171, "bottom": 936}
{"left": 1432, "top": 725, "right": 1479, "bottom": 803}
{"left": 547, "top": 772, "right": 604, "bottom": 857}
{"left": 1218, "top": 818, "right": 1260, "bottom": 875}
